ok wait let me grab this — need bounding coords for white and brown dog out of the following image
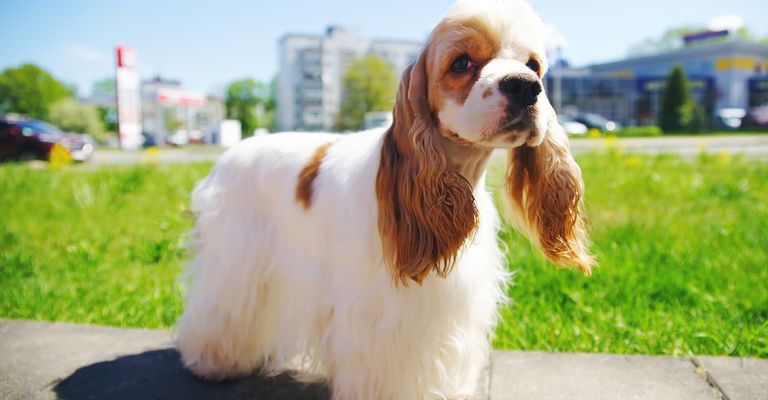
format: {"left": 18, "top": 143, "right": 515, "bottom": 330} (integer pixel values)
{"left": 177, "top": 0, "right": 594, "bottom": 398}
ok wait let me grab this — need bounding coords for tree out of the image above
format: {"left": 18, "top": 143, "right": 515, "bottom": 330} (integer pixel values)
{"left": 0, "top": 64, "right": 73, "bottom": 120}
{"left": 225, "top": 78, "right": 275, "bottom": 137}
{"left": 91, "top": 77, "right": 116, "bottom": 98}
{"left": 48, "top": 99, "right": 106, "bottom": 141}
{"left": 689, "top": 104, "right": 709, "bottom": 133}
{"left": 163, "top": 107, "right": 184, "bottom": 135}
{"left": 91, "top": 77, "right": 118, "bottom": 132}
{"left": 96, "top": 106, "right": 118, "bottom": 133}
{"left": 628, "top": 26, "right": 700, "bottom": 56}
{"left": 338, "top": 55, "right": 397, "bottom": 131}
{"left": 658, "top": 66, "right": 695, "bottom": 133}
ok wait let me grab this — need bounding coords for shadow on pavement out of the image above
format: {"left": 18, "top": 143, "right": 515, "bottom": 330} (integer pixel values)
{"left": 53, "top": 348, "right": 330, "bottom": 400}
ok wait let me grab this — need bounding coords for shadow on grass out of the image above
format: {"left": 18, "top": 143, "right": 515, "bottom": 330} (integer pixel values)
{"left": 53, "top": 348, "right": 330, "bottom": 400}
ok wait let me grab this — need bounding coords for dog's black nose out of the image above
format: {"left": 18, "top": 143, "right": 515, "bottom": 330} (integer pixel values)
{"left": 499, "top": 76, "right": 542, "bottom": 108}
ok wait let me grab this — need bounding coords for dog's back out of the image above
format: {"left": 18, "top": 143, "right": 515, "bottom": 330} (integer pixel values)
{"left": 177, "top": 130, "right": 385, "bottom": 379}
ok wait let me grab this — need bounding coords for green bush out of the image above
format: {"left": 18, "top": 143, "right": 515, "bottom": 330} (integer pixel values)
{"left": 48, "top": 99, "right": 106, "bottom": 142}
{"left": 614, "top": 126, "right": 664, "bottom": 137}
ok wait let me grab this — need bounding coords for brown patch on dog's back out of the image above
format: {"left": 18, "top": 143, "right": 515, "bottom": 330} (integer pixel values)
{"left": 296, "top": 141, "right": 335, "bottom": 210}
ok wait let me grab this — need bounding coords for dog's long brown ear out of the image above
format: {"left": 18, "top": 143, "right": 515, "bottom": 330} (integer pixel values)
{"left": 376, "top": 49, "right": 478, "bottom": 285}
{"left": 503, "top": 102, "right": 595, "bottom": 274}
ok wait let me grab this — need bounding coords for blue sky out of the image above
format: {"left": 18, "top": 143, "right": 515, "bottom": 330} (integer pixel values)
{"left": 1, "top": 0, "right": 766, "bottom": 96}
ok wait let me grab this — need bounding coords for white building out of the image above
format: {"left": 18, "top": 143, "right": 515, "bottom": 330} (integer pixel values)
{"left": 140, "top": 76, "right": 223, "bottom": 146}
{"left": 278, "top": 26, "right": 423, "bottom": 132}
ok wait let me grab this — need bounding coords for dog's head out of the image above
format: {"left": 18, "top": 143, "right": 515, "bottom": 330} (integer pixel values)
{"left": 377, "top": 0, "right": 594, "bottom": 285}
{"left": 429, "top": 0, "right": 550, "bottom": 149}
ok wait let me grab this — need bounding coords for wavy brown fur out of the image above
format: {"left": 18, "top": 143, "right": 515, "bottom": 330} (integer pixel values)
{"left": 376, "top": 52, "right": 478, "bottom": 285}
{"left": 505, "top": 117, "right": 595, "bottom": 274}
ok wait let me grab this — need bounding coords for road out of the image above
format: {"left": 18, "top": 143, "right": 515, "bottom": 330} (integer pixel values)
{"left": 568, "top": 134, "right": 768, "bottom": 158}
{"left": 88, "top": 135, "right": 768, "bottom": 165}
{"left": 89, "top": 146, "right": 225, "bottom": 165}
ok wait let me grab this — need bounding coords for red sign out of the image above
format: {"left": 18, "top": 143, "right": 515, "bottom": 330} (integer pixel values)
{"left": 156, "top": 88, "right": 206, "bottom": 107}
{"left": 116, "top": 46, "right": 142, "bottom": 150}
{"left": 116, "top": 46, "right": 137, "bottom": 68}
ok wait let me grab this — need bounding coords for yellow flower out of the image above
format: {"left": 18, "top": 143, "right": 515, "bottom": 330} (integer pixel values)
{"left": 625, "top": 155, "right": 642, "bottom": 168}
{"left": 49, "top": 144, "right": 73, "bottom": 169}
{"left": 142, "top": 146, "right": 160, "bottom": 164}
{"left": 715, "top": 151, "right": 731, "bottom": 167}
{"left": 587, "top": 128, "right": 602, "bottom": 138}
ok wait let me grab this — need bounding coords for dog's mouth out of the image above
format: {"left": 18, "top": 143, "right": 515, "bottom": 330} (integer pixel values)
{"left": 485, "top": 105, "right": 537, "bottom": 147}
{"left": 498, "top": 105, "right": 535, "bottom": 134}
{"left": 440, "top": 104, "right": 539, "bottom": 149}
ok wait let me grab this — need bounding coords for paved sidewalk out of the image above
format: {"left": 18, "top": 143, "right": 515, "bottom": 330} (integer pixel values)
{"left": 1, "top": 320, "right": 765, "bottom": 400}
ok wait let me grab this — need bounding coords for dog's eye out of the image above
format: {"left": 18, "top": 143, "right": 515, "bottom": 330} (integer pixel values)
{"left": 526, "top": 58, "right": 541, "bottom": 75}
{"left": 450, "top": 55, "right": 471, "bottom": 73}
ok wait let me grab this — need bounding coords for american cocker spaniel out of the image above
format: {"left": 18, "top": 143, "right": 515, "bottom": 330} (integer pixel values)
{"left": 177, "top": 0, "right": 594, "bottom": 398}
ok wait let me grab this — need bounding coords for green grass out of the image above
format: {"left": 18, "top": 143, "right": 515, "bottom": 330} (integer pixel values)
{"left": 1, "top": 151, "right": 766, "bottom": 357}
{"left": 492, "top": 151, "right": 768, "bottom": 358}
{"left": 0, "top": 164, "right": 207, "bottom": 327}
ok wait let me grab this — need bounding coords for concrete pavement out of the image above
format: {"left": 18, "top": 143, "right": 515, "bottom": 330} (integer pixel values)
{"left": 1, "top": 320, "right": 766, "bottom": 400}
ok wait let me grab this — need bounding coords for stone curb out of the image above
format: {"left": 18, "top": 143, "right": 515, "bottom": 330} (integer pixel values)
{"left": 1, "top": 320, "right": 765, "bottom": 400}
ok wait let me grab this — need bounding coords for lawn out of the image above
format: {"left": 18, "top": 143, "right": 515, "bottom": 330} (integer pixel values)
{"left": 1, "top": 150, "right": 766, "bottom": 358}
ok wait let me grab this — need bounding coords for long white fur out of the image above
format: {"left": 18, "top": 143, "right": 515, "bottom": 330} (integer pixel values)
{"left": 177, "top": 129, "right": 509, "bottom": 399}
{"left": 177, "top": 1, "right": 552, "bottom": 399}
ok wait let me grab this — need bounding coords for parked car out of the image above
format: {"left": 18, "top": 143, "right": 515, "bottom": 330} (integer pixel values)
{"left": 714, "top": 108, "right": 746, "bottom": 130}
{"left": 742, "top": 106, "right": 768, "bottom": 129}
{"left": 573, "top": 113, "right": 621, "bottom": 132}
{"left": 141, "top": 131, "right": 157, "bottom": 148}
{"left": 557, "top": 115, "right": 588, "bottom": 135}
{"left": 166, "top": 130, "right": 189, "bottom": 147}
{"left": 0, "top": 115, "right": 94, "bottom": 162}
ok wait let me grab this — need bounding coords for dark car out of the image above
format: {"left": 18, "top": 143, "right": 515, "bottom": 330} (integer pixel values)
{"left": 742, "top": 106, "right": 768, "bottom": 129}
{"left": 573, "top": 113, "right": 621, "bottom": 132}
{"left": 0, "top": 115, "right": 94, "bottom": 162}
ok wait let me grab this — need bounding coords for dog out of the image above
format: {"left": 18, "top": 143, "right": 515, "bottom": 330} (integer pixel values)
{"left": 176, "top": 0, "right": 594, "bottom": 398}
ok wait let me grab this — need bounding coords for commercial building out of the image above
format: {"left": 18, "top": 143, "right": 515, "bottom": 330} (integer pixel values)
{"left": 87, "top": 76, "right": 226, "bottom": 147}
{"left": 277, "top": 26, "right": 422, "bottom": 131}
{"left": 141, "top": 76, "right": 225, "bottom": 145}
{"left": 546, "top": 40, "right": 768, "bottom": 126}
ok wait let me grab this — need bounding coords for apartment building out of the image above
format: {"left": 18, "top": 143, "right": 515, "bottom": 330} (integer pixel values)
{"left": 277, "top": 26, "right": 423, "bottom": 132}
